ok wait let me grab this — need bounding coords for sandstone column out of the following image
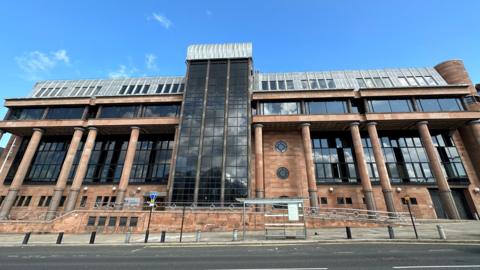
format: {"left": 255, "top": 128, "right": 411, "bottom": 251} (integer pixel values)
{"left": 115, "top": 126, "right": 140, "bottom": 210}
{"left": 45, "top": 127, "right": 84, "bottom": 220}
{"left": 63, "top": 127, "right": 98, "bottom": 213}
{"left": 0, "top": 128, "right": 44, "bottom": 219}
{"left": 366, "top": 122, "right": 396, "bottom": 214}
{"left": 254, "top": 124, "right": 264, "bottom": 198}
{"left": 468, "top": 120, "right": 480, "bottom": 146}
{"left": 300, "top": 123, "right": 318, "bottom": 208}
{"left": 350, "top": 122, "right": 376, "bottom": 212}
{"left": 417, "top": 121, "right": 460, "bottom": 219}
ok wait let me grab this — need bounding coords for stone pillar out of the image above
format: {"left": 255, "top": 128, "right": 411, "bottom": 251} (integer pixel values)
{"left": 254, "top": 124, "right": 264, "bottom": 199}
{"left": 469, "top": 120, "right": 480, "bottom": 146}
{"left": 0, "top": 128, "right": 44, "bottom": 219}
{"left": 115, "top": 127, "right": 140, "bottom": 210}
{"left": 300, "top": 123, "right": 318, "bottom": 208}
{"left": 45, "top": 127, "right": 84, "bottom": 220}
{"left": 366, "top": 122, "right": 396, "bottom": 214}
{"left": 63, "top": 127, "right": 98, "bottom": 213}
{"left": 417, "top": 121, "right": 460, "bottom": 219}
{"left": 350, "top": 122, "right": 376, "bottom": 212}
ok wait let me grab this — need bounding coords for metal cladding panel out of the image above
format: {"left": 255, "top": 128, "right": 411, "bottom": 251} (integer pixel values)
{"left": 186, "top": 43, "right": 252, "bottom": 60}
{"left": 254, "top": 67, "right": 450, "bottom": 91}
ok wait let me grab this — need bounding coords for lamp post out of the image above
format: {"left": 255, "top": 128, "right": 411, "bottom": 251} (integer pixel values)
{"left": 144, "top": 192, "right": 157, "bottom": 243}
{"left": 404, "top": 196, "right": 419, "bottom": 239}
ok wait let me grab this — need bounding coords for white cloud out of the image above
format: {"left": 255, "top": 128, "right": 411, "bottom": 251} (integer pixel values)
{"left": 145, "top": 53, "right": 158, "bottom": 71}
{"left": 108, "top": 65, "right": 138, "bottom": 79}
{"left": 206, "top": 9, "right": 213, "bottom": 16}
{"left": 151, "top": 13, "right": 173, "bottom": 29}
{"left": 15, "top": 49, "right": 71, "bottom": 79}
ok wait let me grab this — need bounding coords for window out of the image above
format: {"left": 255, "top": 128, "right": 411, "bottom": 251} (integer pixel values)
{"left": 156, "top": 84, "right": 164, "bottom": 93}
{"left": 119, "top": 217, "right": 128, "bottom": 227}
{"left": 142, "top": 104, "right": 180, "bottom": 117}
{"left": 164, "top": 84, "right": 172, "bottom": 93}
{"left": 59, "top": 196, "right": 66, "bottom": 207}
{"left": 261, "top": 102, "right": 300, "bottom": 115}
{"left": 15, "top": 196, "right": 32, "bottom": 207}
{"left": 327, "top": 79, "right": 336, "bottom": 88}
{"left": 80, "top": 196, "right": 88, "bottom": 207}
{"left": 424, "top": 76, "right": 437, "bottom": 86}
{"left": 432, "top": 133, "right": 467, "bottom": 183}
{"left": 286, "top": 80, "right": 294, "bottom": 90}
{"left": 275, "top": 141, "right": 288, "bottom": 153}
{"left": 320, "top": 197, "right": 328, "bottom": 204}
{"left": 171, "top": 84, "right": 180, "bottom": 93}
{"left": 94, "top": 196, "right": 116, "bottom": 208}
{"left": 336, "top": 197, "right": 345, "bottom": 204}
{"left": 380, "top": 134, "right": 434, "bottom": 184}
{"left": 129, "top": 217, "right": 138, "bottom": 227}
{"left": 356, "top": 78, "right": 366, "bottom": 88}
{"left": 401, "top": 197, "right": 418, "bottom": 205}
{"left": 301, "top": 80, "right": 308, "bottom": 89}
{"left": 269, "top": 81, "right": 277, "bottom": 90}
{"left": 108, "top": 217, "right": 117, "bottom": 227}
{"left": 87, "top": 216, "right": 96, "bottom": 226}
{"left": 345, "top": 197, "right": 353, "bottom": 204}
{"left": 7, "top": 108, "right": 44, "bottom": 120}
{"left": 45, "top": 107, "right": 85, "bottom": 120}
{"left": 365, "top": 78, "right": 375, "bottom": 88}
{"left": 277, "top": 167, "right": 289, "bottom": 179}
{"left": 99, "top": 105, "right": 139, "bottom": 118}
{"left": 307, "top": 101, "right": 348, "bottom": 114}
{"left": 278, "top": 80, "right": 286, "bottom": 90}
{"left": 142, "top": 85, "right": 150, "bottom": 94}
{"left": 130, "top": 137, "right": 174, "bottom": 184}
{"left": 357, "top": 77, "right": 393, "bottom": 88}
{"left": 417, "top": 98, "right": 464, "bottom": 112}
{"left": 97, "top": 216, "right": 107, "bottom": 226}
{"left": 368, "top": 99, "right": 413, "bottom": 113}
{"left": 261, "top": 81, "right": 269, "bottom": 90}
{"left": 398, "top": 77, "right": 409, "bottom": 87}
{"left": 312, "top": 135, "right": 358, "bottom": 184}
{"left": 310, "top": 79, "right": 319, "bottom": 89}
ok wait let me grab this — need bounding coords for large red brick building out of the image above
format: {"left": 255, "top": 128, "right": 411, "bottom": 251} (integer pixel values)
{"left": 0, "top": 43, "right": 479, "bottom": 233}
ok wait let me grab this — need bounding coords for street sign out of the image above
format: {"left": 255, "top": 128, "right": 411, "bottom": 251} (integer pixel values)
{"left": 150, "top": 192, "right": 158, "bottom": 201}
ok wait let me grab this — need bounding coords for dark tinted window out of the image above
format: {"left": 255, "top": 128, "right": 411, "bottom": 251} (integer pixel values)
{"left": 129, "top": 217, "right": 138, "bottom": 227}
{"left": 87, "top": 216, "right": 96, "bottom": 226}
{"left": 97, "top": 216, "right": 106, "bottom": 226}
{"left": 108, "top": 217, "right": 117, "bottom": 226}
{"left": 368, "top": 99, "right": 413, "bottom": 113}
{"left": 262, "top": 102, "right": 300, "bottom": 115}
{"left": 8, "top": 108, "right": 44, "bottom": 120}
{"left": 308, "top": 101, "right": 348, "bottom": 114}
{"left": 143, "top": 104, "right": 179, "bottom": 117}
{"left": 417, "top": 98, "right": 464, "bottom": 112}
{"left": 100, "top": 106, "right": 138, "bottom": 118}
{"left": 45, "top": 107, "right": 85, "bottom": 120}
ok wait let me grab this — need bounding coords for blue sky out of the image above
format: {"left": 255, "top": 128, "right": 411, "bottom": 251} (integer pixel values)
{"left": 0, "top": 0, "right": 479, "bottom": 146}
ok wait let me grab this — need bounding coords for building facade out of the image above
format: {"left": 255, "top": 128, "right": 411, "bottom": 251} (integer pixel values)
{"left": 0, "top": 43, "right": 480, "bottom": 233}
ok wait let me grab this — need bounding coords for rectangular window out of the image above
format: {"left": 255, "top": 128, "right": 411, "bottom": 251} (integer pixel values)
{"left": 59, "top": 196, "right": 66, "bottom": 207}
{"left": 80, "top": 196, "right": 88, "bottom": 207}
{"left": 163, "top": 84, "right": 172, "bottom": 93}
{"left": 336, "top": 197, "right": 345, "bottom": 204}
{"left": 356, "top": 78, "right": 366, "bottom": 88}
{"left": 327, "top": 79, "right": 336, "bottom": 88}
{"left": 278, "top": 80, "right": 286, "bottom": 90}
{"left": 345, "top": 197, "right": 353, "bottom": 204}
{"left": 373, "top": 77, "right": 384, "bottom": 87}
{"left": 320, "top": 197, "right": 328, "bottom": 204}
{"left": 269, "top": 81, "right": 277, "bottom": 90}
{"left": 97, "top": 216, "right": 107, "bottom": 226}
{"left": 87, "top": 216, "right": 96, "bottom": 226}
{"left": 142, "top": 85, "right": 150, "bottom": 94}
{"left": 286, "top": 80, "right": 294, "bottom": 89}
{"left": 301, "top": 80, "right": 308, "bottom": 89}
{"left": 401, "top": 197, "right": 418, "bottom": 205}
{"left": 365, "top": 78, "right": 375, "bottom": 88}
{"left": 45, "top": 107, "right": 85, "bottom": 120}
{"left": 262, "top": 102, "right": 300, "bottom": 115}
{"left": 310, "top": 79, "right": 319, "bottom": 89}
{"left": 417, "top": 98, "right": 464, "bottom": 112}
{"left": 8, "top": 108, "right": 45, "bottom": 120}
{"left": 261, "top": 81, "right": 269, "bottom": 90}
{"left": 129, "top": 217, "right": 138, "bottom": 227}
{"left": 368, "top": 99, "right": 413, "bottom": 113}
{"left": 171, "top": 84, "right": 180, "bottom": 93}
{"left": 142, "top": 104, "right": 180, "bottom": 117}
{"left": 99, "top": 105, "right": 138, "bottom": 118}
{"left": 119, "top": 85, "right": 128, "bottom": 95}
{"left": 108, "top": 217, "right": 117, "bottom": 227}
{"left": 156, "top": 84, "right": 164, "bottom": 93}
{"left": 119, "top": 217, "right": 128, "bottom": 227}
{"left": 134, "top": 85, "right": 143, "bottom": 94}
{"left": 308, "top": 101, "right": 348, "bottom": 114}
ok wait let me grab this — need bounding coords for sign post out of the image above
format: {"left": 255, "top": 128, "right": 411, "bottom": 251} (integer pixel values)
{"left": 144, "top": 192, "right": 158, "bottom": 243}
{"left": 404, "top": 196, "right": 419, "bottom": 239}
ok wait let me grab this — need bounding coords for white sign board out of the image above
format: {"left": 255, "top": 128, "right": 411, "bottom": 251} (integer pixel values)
{"left": 287, "top": 203, "right": 299, "bottom": 221}
{"left": 124, "top": 197, "right": 140, "bottom": 207}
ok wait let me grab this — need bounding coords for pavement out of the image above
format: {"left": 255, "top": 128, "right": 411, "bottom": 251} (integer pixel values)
{"left": 1, "top": 243, "right": 480, "bottom": 270}
{"left": 0, "top": 220, "right": 479, "bottom": 246}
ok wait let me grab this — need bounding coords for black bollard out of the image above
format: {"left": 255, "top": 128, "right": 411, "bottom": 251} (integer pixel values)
{"left": 22, "top": 232, "right": 31, "bottom": 245}
{"left": 387, "top": 226, "right": 395, "bottom": 239}
{"left": 346, "top": 227, "right": 352, "bottom": 239}
{"left": 89, "top": 231, "right": 96, "bottom": 244}
{"left": 144, "top": 230, "right": 149, "bottom": 243}
{"left": 160, "top": 231, "right": 166, "bottom": 243}
{"left": 56, "top": 232, "right": 64, "bottom": 244}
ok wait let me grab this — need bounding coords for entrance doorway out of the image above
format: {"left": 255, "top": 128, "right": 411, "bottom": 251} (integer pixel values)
{"left": 428, "top": 188, "right": 473, "bottom": 219}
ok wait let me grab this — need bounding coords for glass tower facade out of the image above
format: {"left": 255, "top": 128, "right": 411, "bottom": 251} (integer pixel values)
{"left": 171, "top": 58, "right": 251, "bottom": 205}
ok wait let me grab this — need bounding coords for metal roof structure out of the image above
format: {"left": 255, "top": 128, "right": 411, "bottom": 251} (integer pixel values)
{"left": 186, "top": 42, "right": 252, "bottom": 60}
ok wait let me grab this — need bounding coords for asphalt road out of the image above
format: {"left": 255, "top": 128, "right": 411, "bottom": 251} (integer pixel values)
{"left": 0, "top": 243, "right": 479, "bottom": 270}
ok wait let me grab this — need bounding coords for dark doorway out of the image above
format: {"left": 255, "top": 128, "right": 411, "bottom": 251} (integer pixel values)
{"left": 429, "top": 188, "right": 473, "bottom": 219}
{"left": 451, "top": 189, "right": 473, "bottom": 220}
{"left": 429, "top": 189, "right": 447, "bottom": 219}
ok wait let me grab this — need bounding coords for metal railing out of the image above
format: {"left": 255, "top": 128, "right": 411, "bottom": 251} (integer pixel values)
{"left": 305, "top": 207, "right": 411, "bottom": 224}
